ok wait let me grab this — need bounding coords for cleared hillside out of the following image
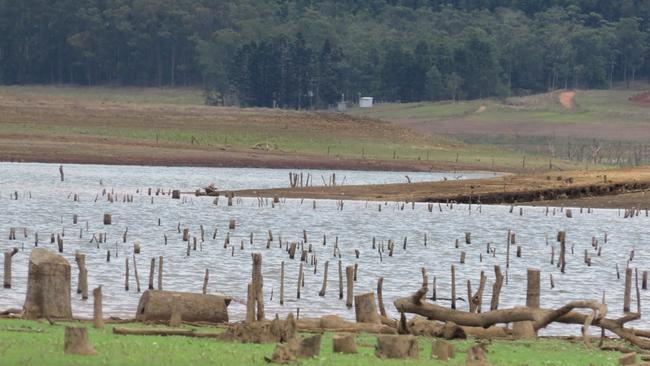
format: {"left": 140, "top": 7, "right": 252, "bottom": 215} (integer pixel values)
{"left": 0, "top": 86, "right": 581, "bottom": 171}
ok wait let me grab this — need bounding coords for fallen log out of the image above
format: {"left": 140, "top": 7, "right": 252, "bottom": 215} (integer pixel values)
{"left": 296, "top": 315, "right": 396, "bottom": 334}
{"left": 395, "top": 286, "right": 650, "bottom": 349}
{"left": 135, "top": 290, "right": 231, "bottom": 324}
{"left": 113, "top": 327, "right": 225, "bottom": 338}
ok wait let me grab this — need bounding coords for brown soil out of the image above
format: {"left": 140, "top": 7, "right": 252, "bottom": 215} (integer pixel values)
{"left": 394, "top": 118, "right": 650, "bottom": 142}
{"left": 629, "top": 91, "right": 650, "bottom": 104}
{"left": 558, "top": 91, "right": 576, "bottom": 109}
{"left": 0, "top": 132, "right": 493, "bottom": 172}
{"left": 225, "top": 168, "right": 650, "bottom": 209}
{"left": 0, "top": 93, "right": 494, "bottom": 172}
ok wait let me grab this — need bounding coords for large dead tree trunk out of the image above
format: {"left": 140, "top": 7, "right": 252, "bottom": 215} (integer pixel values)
{"left": 23, "top": 249, "right": 72, "bottom": 319}
{"left": 393, "top": 286, "right": 650, "bottom": 349}
{"left": 135, "top": 290, "right": 231, "bottom": 323}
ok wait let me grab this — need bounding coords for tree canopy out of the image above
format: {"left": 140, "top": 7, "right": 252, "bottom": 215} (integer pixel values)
{"left": 1, "top": 0, "right": 650, "bottom": 107}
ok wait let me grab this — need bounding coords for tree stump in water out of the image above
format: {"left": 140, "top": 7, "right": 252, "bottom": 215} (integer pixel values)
{"left": 375, "top": 335, "right": 419, "bottom": 359}
{"left": 354, "top": 293, "right": 381, "bottom": 324}
{"left": 103, "top": 214, "right": 112, "bottom": 225}
{"left": 23, "top": 249, "right": 72, "bottom": 319}
{"left": 3, "top": 248, "right": 18, "bottom": 288}
{"left": 64, "top": 327, "right": 97, "bottom": 355}
{"left": 332, "top": 333, "right": 357, "bottom": 354}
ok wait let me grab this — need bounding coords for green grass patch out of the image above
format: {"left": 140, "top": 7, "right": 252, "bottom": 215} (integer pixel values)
{"left": 0, "top": 319, "right": 627, "bottom": 365}
{"left": 0, "top": 85, "right": 204, "bottom": 105}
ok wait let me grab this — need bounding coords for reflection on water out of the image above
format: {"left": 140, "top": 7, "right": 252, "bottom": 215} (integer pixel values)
{"left": 0, "top": 163, "right": 644, "bottom": 336}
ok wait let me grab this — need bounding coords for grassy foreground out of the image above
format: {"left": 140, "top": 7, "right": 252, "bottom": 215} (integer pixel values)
{"left": 0, "top": 318, "right": 629, "bottom": 365}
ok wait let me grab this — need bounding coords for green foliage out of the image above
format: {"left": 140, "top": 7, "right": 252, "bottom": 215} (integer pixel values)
{"left": 1, "top": 1, "right": 650, "bottom": 106}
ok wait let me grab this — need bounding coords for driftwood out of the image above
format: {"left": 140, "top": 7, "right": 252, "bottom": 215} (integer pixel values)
{"left": 394, "top": 286, "right": 650, "bottom": 349}
{"left": 296, "top": 315, "right": 396, "bottom": 334}
{"left": 113, "top": 327, "right": 224, "bottom": 338}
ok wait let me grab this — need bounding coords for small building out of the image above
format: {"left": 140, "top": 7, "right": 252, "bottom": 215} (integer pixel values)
{"left": 359, "top": 97, "right": 374, "bottom": 108}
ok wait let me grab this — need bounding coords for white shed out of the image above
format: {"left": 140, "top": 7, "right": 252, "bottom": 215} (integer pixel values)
{"left": 359, "top": 97, "right": 374, "bottom": 108}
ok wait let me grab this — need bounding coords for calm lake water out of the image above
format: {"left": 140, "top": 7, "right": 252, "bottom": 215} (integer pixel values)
{"left": 0, "top": 163, "right": 646, "bottom": 336}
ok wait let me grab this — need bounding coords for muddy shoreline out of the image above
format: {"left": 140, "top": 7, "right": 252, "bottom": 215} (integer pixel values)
{"left": 219, "top": 168, "right": 650, "bottom": 209}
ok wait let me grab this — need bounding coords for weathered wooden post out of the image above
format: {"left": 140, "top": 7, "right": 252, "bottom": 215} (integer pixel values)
{"left": 3, "top": 248, "right": 18, "bottom": 288}
{"left": 103, "top": 214, "right": 112, "bottom": 225}
{"left": 338, "top": 260, "right": 343, "bottom": 300}
{"left": 251, "top": 253, "right": 265, "bottom": 320}
{"left": 319, "top": 261, "right": 328, "bottom": 297}
{"left": 202, "top": 269, "right": 209, "bottom": 294}
{"left": 280, "top": 261, "right": 285, "bottom": 305}
{"left": 377, "top": 277, "right": 387, "bottom": 317}
{"left": 93, "top": 286, "right": 104, "bottom": 328}
{"left": 526, "top": 268, "right": 540, "bottom": 308}
{"left": 451, "top": 265, "right": 456, "bottom": 309}
{"left": 133, "top": 254, "right": 141, "bottom": 292}
{"left": 158, "top": 256, "right": 163, "bottom": 290}
{"left": 124, "top": 257, "right": 129, "bottom": 291}
{"left": 74, "top": 252, "right": 88, "bottom": 300}
{"left": 624, "top": 268, "right": 632, "bottom": 313}
{"left": 346, "top": 266, "right": 354, "bottom": 308}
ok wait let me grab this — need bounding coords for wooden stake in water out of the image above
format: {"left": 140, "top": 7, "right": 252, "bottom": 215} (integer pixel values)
{"left": 280, "top": 261, "right": 285, "bottom": 305}
{"left": 3, "top": 248, "right": 18, "bottom": 289}
{"left": 158, "top": 256, "right": 163, "bottom": 290}
{"left": 93, "top": 286, "right": 104, "bottom": 329}
{"left": 202, "top": 269, "right": 209, "bottom": 294}
{"left": 319, "top": 261, "right": 328, "bottom": 297}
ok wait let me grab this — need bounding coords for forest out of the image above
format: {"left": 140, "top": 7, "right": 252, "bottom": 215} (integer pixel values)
{"left": 1, "top": 0, "right": 650, "bottom": 108}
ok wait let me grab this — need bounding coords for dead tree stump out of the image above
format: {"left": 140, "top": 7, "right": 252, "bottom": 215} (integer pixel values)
{"left": 148, "top": 258, "right": 155, "bottom": 290}
{"left": 354, "top": 293, "right": 381, "bottom": 324}
{"left": 332, "top": 333, "right": 357, "bottom": 354}
{"left": 624, "top": 268, "right": 632, "bottom": 313}
{"left": 251, "top": 253, "right": 265, "bottom": 320}
{"left": 64, "top": 327, "right": 97, "bottom": 355}
{"left": 74, "top": 252, "right": 88, "bottom": 300}
{"left": 345, "top": 266, "right": 354, "bottom": 308}
{"left": 318, "top": 261, "right": 328, "bottom": 297}
{"left": 93, "top": 286, "right": 104, "bottom": 328}
{"left": 23, "top": 249, "right": 72, "bottom": 319}
{"left": 158, "top": 256, "right": 163, "bottom": 290}
{"left": 3, "top": 248, "right": 18, "bottom": 288}
{"left": 297, "top": 334, "right": 321, "bottom": 358}
{"left": 375, "top": 335, "right": 419, "bottom": 359}
{"left": 431, "top": 339, "right": 455, "bottom": 361}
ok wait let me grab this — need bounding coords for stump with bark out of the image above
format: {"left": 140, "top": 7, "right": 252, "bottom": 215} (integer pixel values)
{"left": 354, "top": 292, "right": 381, "bottom": 324}
{"left": 332, "top": 333, "right": 357, "bottom": 354}
{"left": 375, "top": 335, "right": 419, "bottom": 359}
{"left": 23, "top": 249, "right": 72, "bottom": 319}
{"left": 64, "top": 327, "right": 97, "bottom": 355}
{"left": 431, "top": 339, "right": 455, "bottom": 361}
{"left": 135, "top": 290, "right": 230, "bottom": 323}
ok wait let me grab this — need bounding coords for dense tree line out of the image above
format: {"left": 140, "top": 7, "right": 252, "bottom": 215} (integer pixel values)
{"left": 1, "top": 0, "right": 650, "bottom": 107}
